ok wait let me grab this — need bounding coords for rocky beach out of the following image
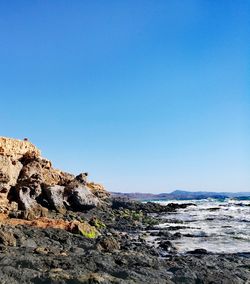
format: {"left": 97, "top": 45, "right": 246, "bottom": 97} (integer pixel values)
{"left": 0, "top": 137, "right": 249, "bottom": 284}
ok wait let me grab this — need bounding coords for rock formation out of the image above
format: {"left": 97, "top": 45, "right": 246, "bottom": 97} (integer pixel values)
{"left": 0, "top": 138, "right": 249, "bottom": 284}
{"left": 0, "top": 136, "right": 109, "bottom": 218}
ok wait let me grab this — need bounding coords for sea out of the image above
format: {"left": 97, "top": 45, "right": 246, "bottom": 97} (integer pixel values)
{"left": 154, "top": 198, "right": 250, "bottom": 253}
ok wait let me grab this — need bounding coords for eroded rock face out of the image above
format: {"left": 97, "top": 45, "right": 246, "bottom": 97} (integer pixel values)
{"left": 0, "top": 137, "right": 41, "bottom": 159}
{"left": 0, "top": 156, "right": 23, "bottom": 207}
{"left": 0, "top": 137, "right": 39, "bottom": 210}
{"left": 0, "top": 136, "right": 108, "bottom": 216}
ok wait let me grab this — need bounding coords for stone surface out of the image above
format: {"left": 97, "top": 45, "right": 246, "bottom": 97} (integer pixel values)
{"left": 0, "top": 229, "right": 16, "bottom": 246}
{"left": 0, "top": 136, "right": 249, "bottom": 284}
{"left": 0, "top": 137, "right": 108, "bottom": 213}
{"left": 0, "top": 156, "right": 23, "bottom": 188}
{"left": 67, "top": 185, "right": 100, "bottom": 211}
{"left": 88, "top": 182, "right": 110, "bottom": 200}
{"left": 0, "top": 156, "right": 23, "bottom": 209}
{"left": 43, "top": 185, "right": 66, "bottom": 213}
{"left": 0, "top": 136, "right": 41, "bottom": 159}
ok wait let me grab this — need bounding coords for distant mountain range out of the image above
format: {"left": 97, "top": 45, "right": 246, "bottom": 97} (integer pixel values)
{"left": 111, "top": 190, "right": 250, "bottom": 201}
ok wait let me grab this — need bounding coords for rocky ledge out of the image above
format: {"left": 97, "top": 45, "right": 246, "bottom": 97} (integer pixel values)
{"left": 0, "top": 137, "right": 249, "bottom": 283}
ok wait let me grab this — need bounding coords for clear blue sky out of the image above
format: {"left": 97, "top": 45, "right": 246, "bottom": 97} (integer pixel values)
{"left": 0, "top": 1, "right": 249, "bottom": 193}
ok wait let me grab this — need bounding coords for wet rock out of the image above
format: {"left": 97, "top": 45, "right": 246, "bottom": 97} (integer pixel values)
{"left": 187, "top": 248, "right": 208, "bottom": 255}
{"left": 159, "top": 240, "right": 177, "bottom": 253}
{"left": 13, "top": 186, "right": 48, "bottom": 219}
{"left": 112, "top": 198, "right": 194, "bottom": 214}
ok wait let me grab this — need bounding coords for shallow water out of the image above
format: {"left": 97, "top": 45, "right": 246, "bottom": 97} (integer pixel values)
{"left": 156, "top": 199, "right": 250, "bottom": 253}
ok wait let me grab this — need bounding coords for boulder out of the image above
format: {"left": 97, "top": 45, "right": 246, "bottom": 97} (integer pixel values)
{"left": 65, "top": 174, "right": 101, "bottom": 210}
{"left": 18, "top": 158, "right": 74, "bottom": 187}
{"left": 70, "top": 221, "right": 99, "bottom": 238}
{"left": 43, "top": 185, "right": 66, "bottom": 214}
{"left": 75, "top": 173, "right": 88, "bottom": 185}
{"left": 17, "top": 186, "right": 38, "bottom": 211}
{"left": 67, "top": 186, "right": 100, "bottom": 211}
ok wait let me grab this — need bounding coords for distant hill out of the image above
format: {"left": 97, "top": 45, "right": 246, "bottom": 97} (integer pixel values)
{"left": 111, "top": 190, "right": 250, "bottom": 201}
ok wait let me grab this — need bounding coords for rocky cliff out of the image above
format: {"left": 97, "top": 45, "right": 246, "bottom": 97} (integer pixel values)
{"left": 0, "top": 136, "right": 109, "bottom": 218}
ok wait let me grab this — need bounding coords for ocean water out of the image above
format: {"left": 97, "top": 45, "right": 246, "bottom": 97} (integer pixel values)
{"left": 155, "top": 199, "right": 250, "bottom": 253}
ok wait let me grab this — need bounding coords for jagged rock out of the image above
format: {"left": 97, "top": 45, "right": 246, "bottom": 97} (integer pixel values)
{"left": 64, "top": 175, "right": 101, "bottom": 210}
{"left": 42, "top": 167, "right": 74, "bottom": 187}
{"left": 0, "top": 137, "right": 108, "bottom": 215}
{"left": 43, "top": 185, "right": 66, "bottom": 214}
{"left": 18, "top": 160, "right": 42, "bottom": 180}
{"left": 18, "top": 158, "right": 74, "bottom": 188}
{"left": 75, "top": 173, "right": 88, "bottom": 185}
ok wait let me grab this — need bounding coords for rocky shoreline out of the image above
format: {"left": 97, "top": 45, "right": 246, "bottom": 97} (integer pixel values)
{"left": 0, "top": 137, "right": 249, "bottom": 283}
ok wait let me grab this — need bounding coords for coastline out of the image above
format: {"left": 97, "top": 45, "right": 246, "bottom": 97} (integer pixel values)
{"left": 0, "top": 137, "right": 249, "bottom": 283}
{"left": 0, "top": 198, "right": 249, "bottom": 283}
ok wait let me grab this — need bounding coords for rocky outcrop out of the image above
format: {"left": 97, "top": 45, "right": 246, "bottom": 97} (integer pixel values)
{"left": 0, "top": 137, "right": 41, "bottom": 159}
{"left": 88, "top": 182, "right": 110, "bottom": 200}
{"left": 0, "top": 137, "right": 40, "bottom": 211}
{"left": 0, "top": 156, "right": 22, "bottom": 208}
{"left": 0, "top": 136, "right": 108, "bottom": 217}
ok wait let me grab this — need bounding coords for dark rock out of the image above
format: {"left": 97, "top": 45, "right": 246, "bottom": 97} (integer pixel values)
{"left": 159, "top": 240, "right": 177, "bottom": 253}
{"left": 75, "top": 172, "right": 88, "bottom": 185}
{"left": 66, "top": 177, "right": 100, "bottom": 211}
{"left": 0, "top": 230, "right": 16, "bottom": 246}
{"left": 97, "top": 236, "right": 120, "bottom": 252}
{"left": 187, "top": 248, "right": 208, "bottom": 255}
{"left": 43, "top": 185, "right": 66, "bottom": 214}
{"left": 112, "top": 197, "right": 194, "bottom": 214}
